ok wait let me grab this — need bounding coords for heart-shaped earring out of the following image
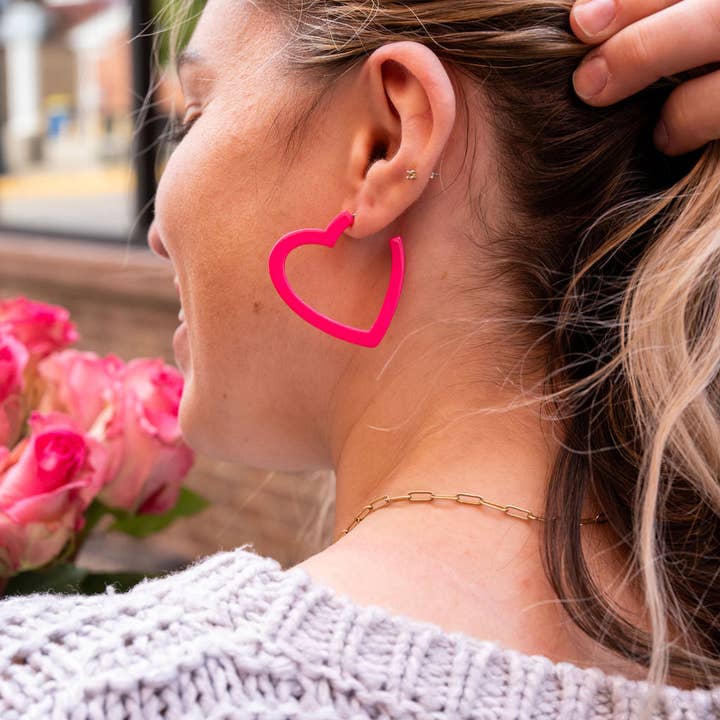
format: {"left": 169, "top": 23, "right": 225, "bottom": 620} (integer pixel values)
{"left": 268, "top": 210, "right": 405, "bottom": 348}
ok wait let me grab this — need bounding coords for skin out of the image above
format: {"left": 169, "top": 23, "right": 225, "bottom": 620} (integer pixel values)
{"left": 148, "top": 0, "right": 714, "bottom": 684}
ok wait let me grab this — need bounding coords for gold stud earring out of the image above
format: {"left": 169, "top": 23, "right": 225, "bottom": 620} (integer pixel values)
{"left": 405, "top": 169, "right": 440, "bottom": 180}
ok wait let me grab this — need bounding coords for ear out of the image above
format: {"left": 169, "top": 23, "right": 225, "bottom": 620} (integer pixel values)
{"left": 343, "top": 41, "right": 456, "bottom": 238}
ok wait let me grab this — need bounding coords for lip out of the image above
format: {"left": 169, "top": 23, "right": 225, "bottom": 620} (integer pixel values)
{"left": 173, "top": 276, "right": 186, "bottom": 323}
{"left": 173, "top": 321, "right": 188, "bottom": 365}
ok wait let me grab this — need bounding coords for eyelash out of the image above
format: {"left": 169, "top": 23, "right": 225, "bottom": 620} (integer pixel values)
{"left": 169, "top": 114, "right": 199, "bottom": 144}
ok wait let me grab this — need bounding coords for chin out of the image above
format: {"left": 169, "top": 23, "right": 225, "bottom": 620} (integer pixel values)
{"left": 177, "top": 380, "right": 208, "bottom": 453}
{"left": 177, "top": 381, "right": 234, "bottom": 461}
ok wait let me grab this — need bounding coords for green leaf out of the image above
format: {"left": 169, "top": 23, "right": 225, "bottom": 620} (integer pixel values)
{"left": 2, "top": 565, "right": 170, "bottom": 596}
{"left": 3, "top": 563, "right": 89, "bottom": 595}
{"left": 107, "top": 486, "right": 210, "bottom": 539}
{"left": 83, "top": 500, "right": 110, "bottom": 533}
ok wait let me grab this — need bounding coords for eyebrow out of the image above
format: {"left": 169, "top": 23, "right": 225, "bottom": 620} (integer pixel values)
{"left": 176, "top": 48, "right": 205, "bottom": 75}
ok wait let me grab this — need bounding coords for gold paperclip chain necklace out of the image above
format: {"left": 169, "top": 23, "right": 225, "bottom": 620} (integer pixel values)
{"left": 338, "top": 490, "right": 607, "bottom": 540}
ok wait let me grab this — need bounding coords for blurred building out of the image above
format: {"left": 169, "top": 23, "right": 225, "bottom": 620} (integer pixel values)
{"left": 0, "top": 0, "right": 182, "bottom": 232}
{"left": 0, "top": 0, "right": 131, "bottom": 173}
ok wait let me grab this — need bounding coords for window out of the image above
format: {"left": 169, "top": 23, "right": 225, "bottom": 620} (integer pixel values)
{"left": 0, "top": 0, "right": 173, "bottom": 245}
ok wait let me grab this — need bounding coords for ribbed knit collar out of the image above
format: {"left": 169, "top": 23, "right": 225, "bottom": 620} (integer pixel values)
{"left": 231, "top": 543, "right": 720, "bottom": 719}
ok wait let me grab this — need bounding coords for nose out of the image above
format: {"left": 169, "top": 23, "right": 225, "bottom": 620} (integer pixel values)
{"left": 147, "top": 219, "right": 170, "bottom": 260}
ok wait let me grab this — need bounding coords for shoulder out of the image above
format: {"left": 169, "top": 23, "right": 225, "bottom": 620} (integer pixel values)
{"left": 1, "top": 543, "right": 717, "bottom": 720}
{"left": 0, "top": 545, "right": 314, "bottom": 719}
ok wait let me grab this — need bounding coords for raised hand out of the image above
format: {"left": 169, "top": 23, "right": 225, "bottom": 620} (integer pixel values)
{"left": 570, "top": 0, "right": 720, "bottom": 155}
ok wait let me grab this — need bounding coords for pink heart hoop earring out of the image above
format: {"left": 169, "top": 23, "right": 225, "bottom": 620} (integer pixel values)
{"left": 268, "top": 209, "right": 404, "bottom": 348}
{"left": 267, "top": 168, "right": 438, "bottom": 348}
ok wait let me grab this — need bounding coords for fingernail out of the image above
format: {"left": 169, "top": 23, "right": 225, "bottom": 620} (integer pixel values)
{"left": 573, "top": 0, "right": 616, "bottom": 36}
{"left": 653, "top": 120, "right": 669, "bottom": 150}
{"left": 573, "top": 56, "right": 609, "bottom": 99}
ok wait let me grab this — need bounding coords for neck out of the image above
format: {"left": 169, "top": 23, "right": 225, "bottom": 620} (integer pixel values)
{"left": 305, "top": 386, "right": 637, "bottom": 674}
{"left": 310, "top": 367, "right": 641, "bottom": 675}
{"left": 326, "top": 348, "right": 615, "bottom": 586}
{"left": 329, "top": 365, "right": 575, "bottom": 546}
{"left": 302, "top": 305, "right": 646, "bottom": 682}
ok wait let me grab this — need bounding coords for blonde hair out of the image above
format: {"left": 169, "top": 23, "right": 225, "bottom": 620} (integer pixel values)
{"left": 158, "top": 0, "right": 720, "bottom": 704}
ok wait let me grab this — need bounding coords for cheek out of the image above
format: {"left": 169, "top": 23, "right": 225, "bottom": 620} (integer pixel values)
{"left": 154, "top": 146, "right": 200, "bottom": 269}
{"left": 155, "top": 115, "right": 299, "bottom": 399}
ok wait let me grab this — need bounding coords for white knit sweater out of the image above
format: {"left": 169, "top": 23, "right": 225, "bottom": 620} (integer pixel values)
{"left": 0, "top": 543, "right": 718, "bottom": 719}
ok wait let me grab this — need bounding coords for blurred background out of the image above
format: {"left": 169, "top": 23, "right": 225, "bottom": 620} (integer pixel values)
{"left": 0, "top": 0, "right": 335, "bottom": 573}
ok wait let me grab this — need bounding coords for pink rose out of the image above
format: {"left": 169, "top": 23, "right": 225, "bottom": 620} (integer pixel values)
{"left": 0, "top": 332, "right": 29, "bottom": 448}
{"left": 37, "top": 350, "right": 125, "bottom": 432}
{"left": 0, "top": 297, "right": 78, "bottom": 361}
{"left": 96, "top": 359, "right": 194, "bottom": 515}
{"left": 0, "top": 412, "right": 108, "bottom": 575}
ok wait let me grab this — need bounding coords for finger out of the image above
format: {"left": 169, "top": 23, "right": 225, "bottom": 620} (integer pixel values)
{"left": 573, "top": 0, "right": 720, "bottom": 105}
{"left": 570, "top": 0, "right": 681, "bottom": 46}
{"left": 654, "top": 69, "right": 720, "bottom": 155}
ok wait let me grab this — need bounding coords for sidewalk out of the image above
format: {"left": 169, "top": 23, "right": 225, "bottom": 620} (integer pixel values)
{"left": 0, "top": 164, "right": 135, "bottom": 199}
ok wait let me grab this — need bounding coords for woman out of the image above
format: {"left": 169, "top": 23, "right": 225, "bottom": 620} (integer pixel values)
{"left": 2, "top": 0, "right": 719, "bottom": 718}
